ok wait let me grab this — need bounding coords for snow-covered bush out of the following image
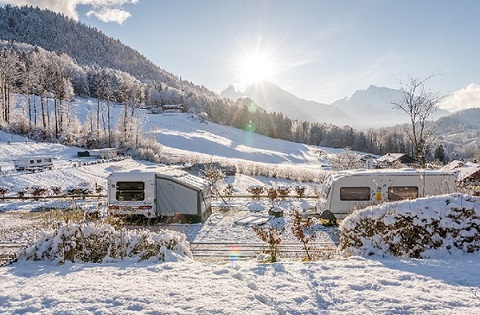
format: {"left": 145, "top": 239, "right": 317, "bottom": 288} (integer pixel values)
{"left": 340, "top": 194, "right": 480, "bottom": 258}
{"left": 18, "top": 222, "right": 192, "bottom": 264}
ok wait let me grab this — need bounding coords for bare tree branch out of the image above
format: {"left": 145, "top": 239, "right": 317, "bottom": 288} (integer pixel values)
{"left": 391, "top": 73, "right": 445, "bottom": 166}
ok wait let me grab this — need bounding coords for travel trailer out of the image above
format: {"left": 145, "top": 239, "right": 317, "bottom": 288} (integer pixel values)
{"left": 14, "top": 156, "right": 53, "bottom": 172}
{"left": 107, "top": 170, "right": 212, "bottom": 223}
{"left": 316, "top": 169, "right": 457, "bottom": 223}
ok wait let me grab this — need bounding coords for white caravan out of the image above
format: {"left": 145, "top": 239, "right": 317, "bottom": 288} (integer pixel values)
{"left": 14, "top": 156, "right": 53, "bottom": 172}
{"left": 107, "top": 170, "right": 212, "bottom": 223}
{"left": 316, "top": 169, "right": 457, "bottom": 223}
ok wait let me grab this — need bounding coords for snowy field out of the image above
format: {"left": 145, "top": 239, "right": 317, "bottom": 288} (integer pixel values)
{"left": 0, "top": 113, "right": 480, "bottom": 314}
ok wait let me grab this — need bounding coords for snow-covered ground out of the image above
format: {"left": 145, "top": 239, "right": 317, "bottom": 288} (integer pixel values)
{"left": 1, "top": 112, "right": 480, "bottom": 314}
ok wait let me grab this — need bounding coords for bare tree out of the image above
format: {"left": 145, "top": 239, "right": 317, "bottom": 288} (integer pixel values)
{"left": 392, "top": 74, "right": 444, "bottom": 166}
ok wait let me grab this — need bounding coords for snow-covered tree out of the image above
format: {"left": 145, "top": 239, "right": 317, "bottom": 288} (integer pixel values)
{"left": 392, "top": 74, "right": 444, "bottom": 166}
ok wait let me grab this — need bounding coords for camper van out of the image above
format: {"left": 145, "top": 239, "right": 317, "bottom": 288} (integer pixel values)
{"left": 316, "top": 169, "right": 457, "bottom": 222}
{"left": 107, "top": 170, "right": 212, "bottom": 223}
{"left": 14, "top": 156, "right": 53, "bottom": 172}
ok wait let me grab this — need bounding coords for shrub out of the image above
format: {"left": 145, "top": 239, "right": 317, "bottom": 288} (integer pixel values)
{"left": 291, "top": 209, "right": 317, "bottom": 261}
{"left": 31, "top": 187, "right": 48, "bottom": 197}
{"left": 50, "top": 186, "right": 63, "bottom": 195}
{"left": 18, "top": 222, "right": 192, "bottom": 264}
{"left": 0, "top": 186, "right": 10, "bottom": 197}
{"left": 339, "top": 194, "right": 480, "bottom": 258}
{"left": 223, "top": 184, "right": 234, "bottom": 196}
{"left": 294, "top": 185, "right": 307, "bottom": 198}
{"left": 252, "top": 225, "right": 285, "bottom": 262}
{"left": 66, "top": 187, "right": 91, "bottom": 195}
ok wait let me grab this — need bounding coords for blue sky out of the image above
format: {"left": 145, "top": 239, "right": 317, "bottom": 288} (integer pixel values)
{"left": 2, "top": 0, "right": 480, "bottom": 106}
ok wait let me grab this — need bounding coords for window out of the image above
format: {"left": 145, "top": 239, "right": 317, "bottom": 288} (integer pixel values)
{"left": 340, "top": 187, "right": 371, "bottom": 201}
{"left": 116, "top": 181, "right": 145, "bottom": 201}
{"left": 388, "top": 186, "right": 418, "bottom": 201}
{"left": 37, "top": 159, "right": 42, "bottom": 163}
{"left": 117, "top": 182, "right": 144, "bottom": 190}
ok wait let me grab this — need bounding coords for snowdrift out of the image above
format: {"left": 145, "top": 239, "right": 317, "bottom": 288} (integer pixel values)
{"left": 17, "top": 222, "right": 192, "bottom": 264}
{"left": 340, "top": 194, "right": 480, "bottom": 258}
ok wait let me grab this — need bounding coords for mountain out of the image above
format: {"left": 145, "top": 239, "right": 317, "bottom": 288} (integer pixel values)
{"left": 330, "top": 85, "right": 405, "bottom": 128}
{"left": 433, "top": 108, "right": 480, "bottom": 151}
{"left": 331, "top": 85, "right": 450, "bottom": 129}
{"left": 221, "top": 81, "right": 350, "bottom": 125}
{"left": 435, "top": 107, "right": 480, "bottom": 132}
{"left": 223, "top": 83, "right": 453, "bottom": 129}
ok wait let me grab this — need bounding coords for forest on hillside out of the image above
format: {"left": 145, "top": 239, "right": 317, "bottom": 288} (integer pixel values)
{"left": 0, "top": 5, "right": 477, "bottom": 163}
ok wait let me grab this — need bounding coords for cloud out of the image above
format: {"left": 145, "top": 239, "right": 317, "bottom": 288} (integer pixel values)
{"left": 86, "top": 7, "right": 131, "bottom": 24}
{"left": 439, "top": 83, "right": 480, "bottom": 112}
{"left": 0, "top": 0, "right": 138, "bottom": 24}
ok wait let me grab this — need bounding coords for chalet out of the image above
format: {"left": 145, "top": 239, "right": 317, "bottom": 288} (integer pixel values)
{"left": 77, "top": 148, "right": 118, "bottom": 159}
{"left": 376, "top": 153, "right": 416, "bottom": 167}
{"left": 441, "top": 160, "right": 480, "bottom": 184}
{"left": 162, "top": 104, "right": 186, "bottom": 113}
{"left": 357, "top": 154, "right": 379, "bottom": 169}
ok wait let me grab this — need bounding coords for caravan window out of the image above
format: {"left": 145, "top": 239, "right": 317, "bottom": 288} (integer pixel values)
{"left": 340, "top": 187, "right": 371, "bottom": 201}
{"left": 116, "top": 181, "right": 145, "bottom": 201}
{"left": 388, "top": 186, "right": 418, "bottom": 201}
{"left": 116, "top": 182, "right": 144, "bottom": 190}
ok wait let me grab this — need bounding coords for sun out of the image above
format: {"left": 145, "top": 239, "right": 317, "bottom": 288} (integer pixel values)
{"left": 236, "top": 51, "right": 276, "bottom": 89}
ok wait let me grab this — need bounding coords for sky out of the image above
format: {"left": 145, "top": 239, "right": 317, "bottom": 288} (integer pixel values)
{"left": 1, "top": 0, "right": 480, "bottom": 109}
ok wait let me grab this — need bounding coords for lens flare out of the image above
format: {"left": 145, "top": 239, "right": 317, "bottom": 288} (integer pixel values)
{"left": 246, "top": 120, "right": 256, "bottom": 133}
{"left": 229, "top": 245, "right": 241, "bottom": 263}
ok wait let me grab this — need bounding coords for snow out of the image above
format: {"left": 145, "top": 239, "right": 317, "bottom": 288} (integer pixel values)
{"left": 1, "top": 257, "right": 479, "bottom": 314}
{"left": 1, "top": 113, "right": 480, "bottom": 314}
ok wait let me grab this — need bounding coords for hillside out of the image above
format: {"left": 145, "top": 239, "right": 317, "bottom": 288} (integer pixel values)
{"left": 433, "top": 108, "right": 480, "bottom": 155}
{"left": 0, "top": 5, "right": 213, "bottom": 96}
{"left": 70, "top": 100, "right": 335, "bottom": 168}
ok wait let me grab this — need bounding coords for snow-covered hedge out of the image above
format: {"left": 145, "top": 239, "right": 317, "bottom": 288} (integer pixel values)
{"left": 340, "top": 194, "right": 480, "bottom": 258}
{"left": 18, "top": 223, "right": 192, "bottom": 264}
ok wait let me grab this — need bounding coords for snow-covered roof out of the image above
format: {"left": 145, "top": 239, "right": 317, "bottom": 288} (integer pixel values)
{"left": 13, "top": 156, "right": 52, "bottom": 161}
{"left": 109, "top": 169, "right": 209, "bottom": 191}
{"left": 440, "top": 160, "right": 480, "bottom": 181}
{"left": 330, "top": 168, "right": 456, "bottom": 181}
{"left": 376, "top": 153, "right": 407, "bottom": 163}
{"left": 159, "top": 172, "right": 210, "bottom": 191}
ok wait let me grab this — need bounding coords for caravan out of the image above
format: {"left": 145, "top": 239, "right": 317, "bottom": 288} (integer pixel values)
{"left": 107, "top": 170, "right": 212, "bottom": 223}
{"left": 316, "top": 169, "right": 457, "bottom": 222}
{"left": 14, "top": 156, "right": 53, "bottom": 172}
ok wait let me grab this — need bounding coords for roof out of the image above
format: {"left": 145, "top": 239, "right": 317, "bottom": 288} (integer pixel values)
{"left": 330, "top": 168, "right": 456, "bottom": 182}
{"left": 158, "top": 173, "right": 210, "bottom": 191}
{"left": 377, "top": 153, "right": 415, "bottom": 164}
{"left": 14, "top": 156, "right": 52, "bottom": 161}
{"left": 440, "top": 160, "right": 480, "bottom": 182}
{"left": 109, "top": 170, "right": 210, "bottom": 191}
